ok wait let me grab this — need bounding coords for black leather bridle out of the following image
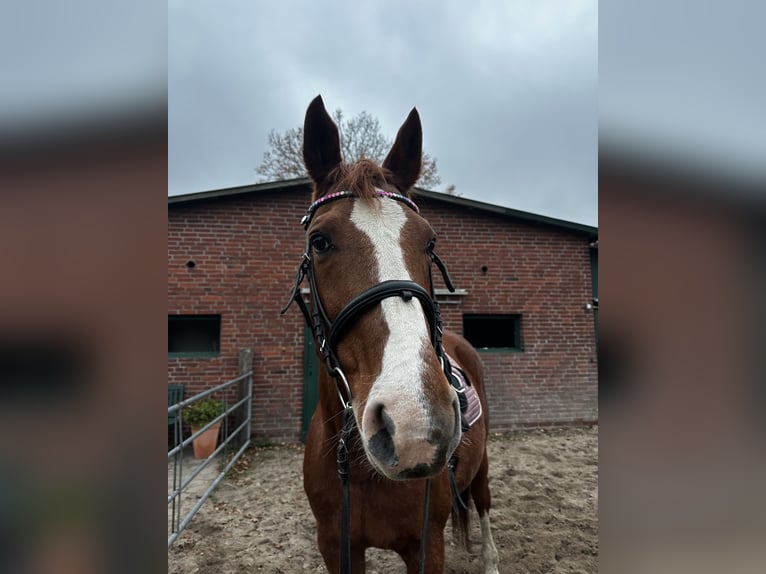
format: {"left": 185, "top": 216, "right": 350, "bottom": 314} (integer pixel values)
{"left": 281, "top": 189, "right": 463, "bottom": 574}
{"left": 281, "top": 189, "right": 457, "bottom": 408}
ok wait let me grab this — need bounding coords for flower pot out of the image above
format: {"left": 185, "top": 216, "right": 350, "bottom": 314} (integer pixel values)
{"left": 191, "top": 421, "right": 222, "bottom": 459}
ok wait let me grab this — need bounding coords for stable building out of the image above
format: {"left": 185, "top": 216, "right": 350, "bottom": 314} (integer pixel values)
{"left": 168, "top": 179, "right": 598, "bottom": 442}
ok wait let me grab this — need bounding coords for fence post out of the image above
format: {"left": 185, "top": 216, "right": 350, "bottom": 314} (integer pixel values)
{"left": 237, "top": 349, "right": 253, "bottom": 447}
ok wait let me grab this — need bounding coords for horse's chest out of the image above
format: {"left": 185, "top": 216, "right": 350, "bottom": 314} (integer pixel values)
{"left": 303, "top": 439, "right": 442, "bottom": 546}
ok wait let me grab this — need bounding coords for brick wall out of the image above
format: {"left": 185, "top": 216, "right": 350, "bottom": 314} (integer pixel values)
{"left": 417, "top": 198, "right": 598, "bottom": 428}
{"left": 168, "top": 187, "right": 597, "bottom": 441}
{"left": 169, "top": 190, "right": 312, "bottom": 441}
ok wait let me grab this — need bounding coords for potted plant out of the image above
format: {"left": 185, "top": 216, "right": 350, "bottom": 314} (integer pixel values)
{"left": 184, "top": 398, "right": 224, "bottom": 458}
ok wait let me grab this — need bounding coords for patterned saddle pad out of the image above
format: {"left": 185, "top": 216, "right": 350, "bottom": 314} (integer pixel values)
{"left": 446, "top": 354, "right": 483, "bottom": 429}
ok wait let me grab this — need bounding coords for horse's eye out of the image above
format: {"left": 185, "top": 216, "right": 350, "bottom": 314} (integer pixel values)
{"left": 311, "top": 233, "right": 332, "bottom": 254}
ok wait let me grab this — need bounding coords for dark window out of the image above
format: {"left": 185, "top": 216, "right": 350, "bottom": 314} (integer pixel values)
{"left": 462, "top": 314, "right": 522, "bottom": 351}
{"left": 168, "top": 315, "right": 221, "bottom": 357}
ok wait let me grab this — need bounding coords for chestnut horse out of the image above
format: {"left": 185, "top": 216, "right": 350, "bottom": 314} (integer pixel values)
{"left": 284, "top": 95, "right": 499, "bottom": 573}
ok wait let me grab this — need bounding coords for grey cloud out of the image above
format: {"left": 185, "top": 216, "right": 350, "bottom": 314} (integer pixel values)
{"left": 169, "top": 0, "right": 597, "bottom": 226}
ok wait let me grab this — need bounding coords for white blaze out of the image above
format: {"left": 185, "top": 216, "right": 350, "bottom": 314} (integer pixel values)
{"left": 350, "top": 199, "right": 429, "bottom": 407}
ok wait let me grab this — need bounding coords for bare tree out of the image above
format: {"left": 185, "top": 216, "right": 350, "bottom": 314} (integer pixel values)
{"left": 256, "top": 108, "right": 449, "bottom": 190}
{"left": 443, "top": 184, "right": 461, "bottom": 197}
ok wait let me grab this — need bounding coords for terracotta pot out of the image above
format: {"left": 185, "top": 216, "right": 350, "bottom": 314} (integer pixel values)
{"left": 191, "top": 421, "right": 222, "bottom": 459}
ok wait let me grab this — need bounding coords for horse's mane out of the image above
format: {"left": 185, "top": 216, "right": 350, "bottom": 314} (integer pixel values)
{"left": 322, "top": 159, "right": 398, "bottom": 204}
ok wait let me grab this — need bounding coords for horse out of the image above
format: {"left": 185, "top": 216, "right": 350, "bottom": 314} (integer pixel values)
{"left": 283, "top": 95, "right": 500, "bottom": 573}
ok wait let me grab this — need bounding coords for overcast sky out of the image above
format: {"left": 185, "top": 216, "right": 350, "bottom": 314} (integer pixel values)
{"left": 169, "top": 0, "right": 598, "bottom": 226}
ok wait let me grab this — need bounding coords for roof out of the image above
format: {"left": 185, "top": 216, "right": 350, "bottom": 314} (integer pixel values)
{"left": 169, "top": 178, "right": 597, "bottom": 237}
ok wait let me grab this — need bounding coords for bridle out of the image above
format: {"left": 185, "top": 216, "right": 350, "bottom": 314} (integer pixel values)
{"left": 281, "top": 188, "right": 463, "bottom": 574}
{"left": 281, "top": 188, "right": 456, "bottom": 408}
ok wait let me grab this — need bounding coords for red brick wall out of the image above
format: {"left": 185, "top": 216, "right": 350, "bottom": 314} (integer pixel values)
{"left": 168, "top": 188, "right": 597, "bottom": 441}
{"left": 417, "top": 198, "right": 598, "bottom": 428}
{"left": 168, "top": 190, "right": 312, "bottom": 441}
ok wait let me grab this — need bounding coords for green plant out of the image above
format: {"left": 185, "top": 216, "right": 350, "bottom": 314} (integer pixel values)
{"left": 184, "top": 398, "right": 224, "bottom": 428}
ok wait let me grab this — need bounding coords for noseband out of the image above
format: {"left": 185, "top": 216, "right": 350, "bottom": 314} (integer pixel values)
{"left": 281, "top": 189, "right": 456, "bottom": 408}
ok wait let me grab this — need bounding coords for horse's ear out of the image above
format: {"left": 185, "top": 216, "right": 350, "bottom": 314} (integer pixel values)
{"left": 303, "top": 95, "right": 342, "bottom": 186}
{"left": 383, "top": 108, "right": 422, "bottom": 193}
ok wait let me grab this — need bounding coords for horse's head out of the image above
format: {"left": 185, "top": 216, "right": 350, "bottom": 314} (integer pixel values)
{"left": 300, "top": 95, "right": 461, "bottom": 480}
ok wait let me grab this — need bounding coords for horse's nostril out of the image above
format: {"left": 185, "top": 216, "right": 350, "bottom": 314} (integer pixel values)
{"left": 380, "top": 405, "right": 396, "bottom": 436}
{"left": 368, "top": 426, "right": 398, "bottom": 468}
{"left": 368, "top": 401, "right": 396, "bottom": 436}
{"left": 366, "top": 402, "right": 398, "bottom": 468}
{"left": 428, "top": 426, "right": 445, "bottom": 444}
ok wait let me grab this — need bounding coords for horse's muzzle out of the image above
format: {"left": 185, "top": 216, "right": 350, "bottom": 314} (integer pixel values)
{"left": 362, "top": 394, "right": 461, "bottom": 480}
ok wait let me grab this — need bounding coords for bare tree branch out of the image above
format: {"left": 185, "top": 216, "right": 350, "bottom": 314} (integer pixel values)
{"left": 255, "top": 128, "right": 307, "bottom": 180}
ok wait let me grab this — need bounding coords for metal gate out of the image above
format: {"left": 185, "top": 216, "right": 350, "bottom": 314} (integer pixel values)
{"left": 167, "top": 364, "right": 253, "bottom": 547}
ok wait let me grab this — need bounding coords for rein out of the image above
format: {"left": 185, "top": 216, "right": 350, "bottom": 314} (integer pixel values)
{"left": 281, "top": 189, "right": 460, "bottom": 573}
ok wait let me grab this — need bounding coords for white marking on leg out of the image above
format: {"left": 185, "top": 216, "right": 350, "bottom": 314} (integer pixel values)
{"left": 350, "top": 199, "right": 430, "bottom": 418}
{"left": 480, "top": 512, "right": 500, "bottom": 574}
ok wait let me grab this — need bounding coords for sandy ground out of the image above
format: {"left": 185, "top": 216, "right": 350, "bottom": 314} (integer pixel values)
{"left": 168, "top": 426, "right": 598, "bottom": 573}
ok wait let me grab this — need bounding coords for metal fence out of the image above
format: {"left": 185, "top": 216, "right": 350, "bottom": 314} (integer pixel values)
{"left": 167, "top": 369, "right": 253, "bottom": 547}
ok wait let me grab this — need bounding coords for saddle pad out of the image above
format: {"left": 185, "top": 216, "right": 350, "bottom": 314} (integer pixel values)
{"left": 447, "top": 354, "right": 483, "bottom": 428}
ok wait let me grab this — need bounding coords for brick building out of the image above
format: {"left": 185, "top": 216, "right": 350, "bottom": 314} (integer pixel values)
{"left": 168, "top": 179, "right": 598, "bottom": 442}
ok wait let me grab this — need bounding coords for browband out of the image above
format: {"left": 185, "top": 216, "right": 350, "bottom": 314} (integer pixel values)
{"left": 300, "top": 188, "right": 419, "bottom": 229}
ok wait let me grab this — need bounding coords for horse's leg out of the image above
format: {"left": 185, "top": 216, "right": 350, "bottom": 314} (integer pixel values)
{"left": 351, "top": 546, "right": 366, "bottom": 573}
{"left": 471, "top": 449, "right": 500, "bottom": 574}
{"left": 401, "top": 527, "right": 445, "bottom": 574}
{"left": 317, "top": 531, "right": 366, "bottom": 574}
{"left": 316, "top": 529, "right": 339, "bottom": 573}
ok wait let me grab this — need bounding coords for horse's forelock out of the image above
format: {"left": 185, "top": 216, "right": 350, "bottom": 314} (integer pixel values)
{"left": 312, "top": 159, "right": 404, "bottom": 204}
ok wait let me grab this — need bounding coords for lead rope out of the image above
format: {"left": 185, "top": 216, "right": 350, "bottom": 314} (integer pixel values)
{"left": 448, "top": 455, "right": 468, "bottom": 515}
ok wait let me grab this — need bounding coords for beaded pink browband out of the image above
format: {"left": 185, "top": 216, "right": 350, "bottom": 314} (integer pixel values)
{"left": 300, "top": 189, "right": 419, "bottom": 229}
